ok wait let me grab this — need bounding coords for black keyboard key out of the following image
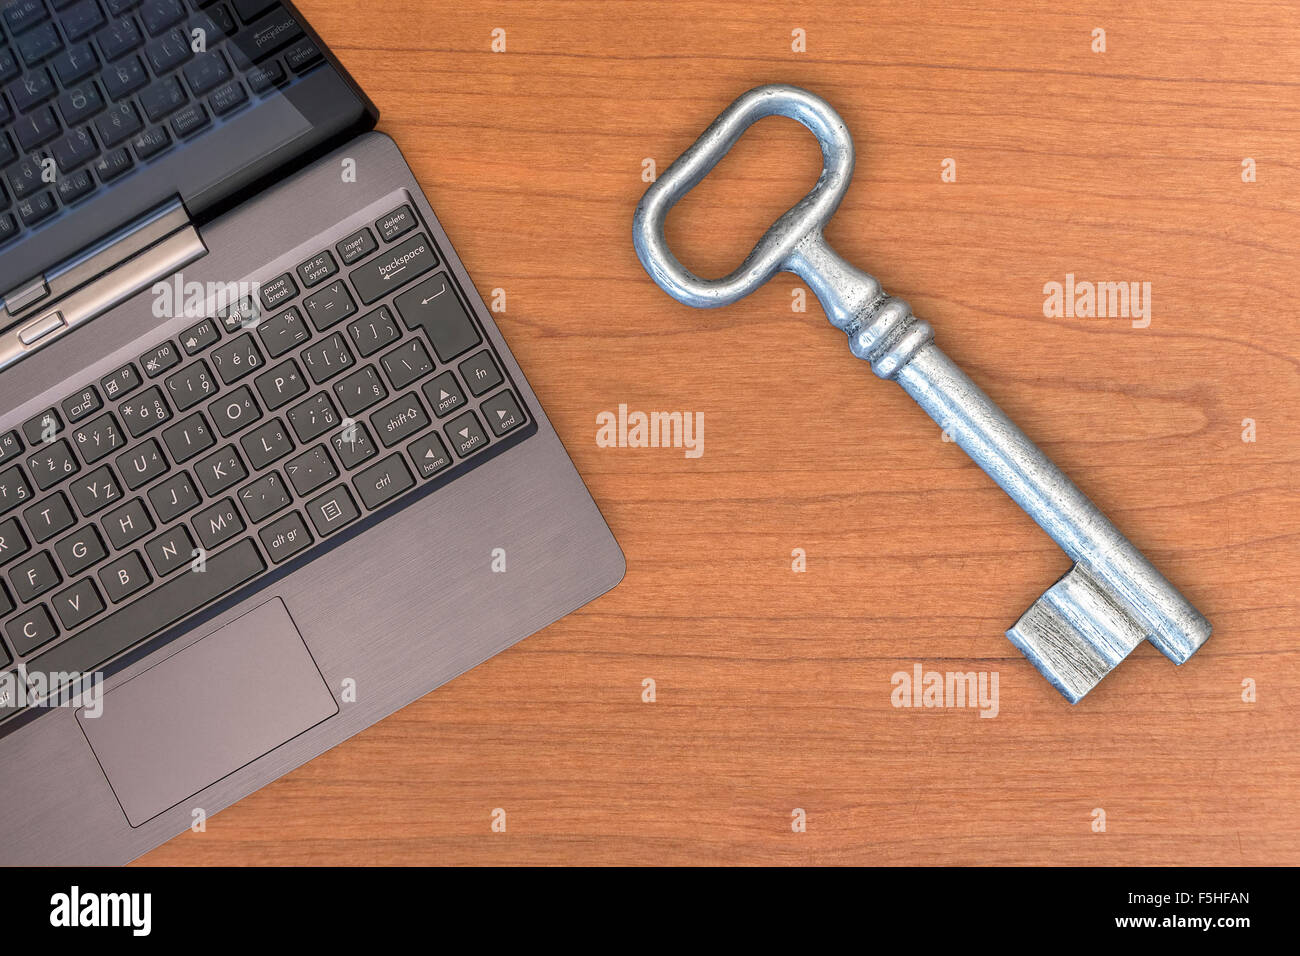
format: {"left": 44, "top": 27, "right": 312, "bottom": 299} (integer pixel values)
{"left": 444, "top": 410, "right": 488, "bottom": 458}
{"left": 346, "top": 305, "right": 400, "bottom": 358}
{"left": 51, "top": 41, "right": 100, "bottom": 84}
{"left": 255, "top": 305, "right": 309, "bottom": 358}
{"left": 57, "top": 166, "right": 95, "bottom": 204}
{"left": 207, "top": 78, "right": 244, "bottom": 115}
{"left": 8, "top": 66, "right": 53, "bottom": 110}
{"left": 63, "top": 0, "right": 106, "bottom": 41}
{"left": 304, "top": 485, "right": 356, "bottom": 537}
{"left": 70, "top": 411, "right": 124, "bottom": 464}
{"left": 239, "top": 417, "right": 291, "bottom": 469}
{"left": 406, "top": 431, "right": 452, "bottom": 479}
{"left": 332, "top": 364, "right": 385, "bottom": 417}
{"left": 9, "top": 550, "right": 60, "bottom": 602}
{"left": 0, "top": 516, "right": 29, "bottom": 564}
{"left": 96, "top": 17, "right": 143, "bottom": 62}
{"left": 301, "top": 279, "right": 355, "bottom": 331}
{"left": 232, "top": 0, "right": 277, "bottom": 24}
{"left": 245, "top": 58, "right": 283, "bottom": 93}
{"left": 182, "top": 48, "right": 228, "bottom": 95}
{"left": 258, "top": 272, "right": 297, "bottom": 312}
{"left": 375, "top": 204, "right": 416, "bottom": 242}
{"left": 93, "top": 145, "right": 133, "bottom": 181}
{"left": 208, "top": 383, "right": 259, "bottom": 436}
{"left": 369, "top": 393, "right": 429, "bottom": 448}
{"left": 188, "top": 5, "right": 234, "bottom": 43}
{"left": 283, "top": 37, "right": 320, "bottom": 74}
{"left": 5, "top": 153, "right": 43, "bottom": 198}
{"left": 56, "top": 80, "right": 103, "bottom": 126}
{"left": 0, "top": 465, "right": 32, "bottom": 514}
{"left": 253, "top": 359, "right": 306, "bottom": 410}
{"left": 229, "top": 5, "right": 301, "bottom": 67}
{"left": 143, "top": 523, "right": 195, "bottom": 576}
{"left": 15, "top": 189, "right": 56, "bottom": 226}
{"left": 191, "top": 497, "right": 241, "bottom": 549}
{"left": 51, "top": 577, "right": 103, "bottom": 630}
{"left": 21, "top": 408, "right": 60, "bottom": 445}
{"left": 67, "top": 464, "right": 121, "bottom": 517}
{"left": 457, "top": 350, "right": 502, "bottom": 396}
{"left": 0, "top": 48, "right": 17, "bottom": 84}
{"left": 300, "top": 331, "right": 353, "bottom": 383}
{"left": 352, "top": 453, "right": 413, "bottom": 511}
{"left": 0, "top": 213, "right": 17, "bottom": 246}
{"left": 14, "top": 106, "right": 58, "bottom": 149}
{"left": 284, "top": 445, "right": 334, "bottom": 496}
{"left": 169, "top": 100, "right": 207, "bottom": 138}
{"left": 161, "top": 413, "right": 214, "bottom": 463}
{"left": 100, "top": 54, "right": 146, "bottom": 97}
{"left": 116, "top": 438, "right": 165, "bottom": 489}
{"left": 27, "top": 438, "right": 77, "bottom": 489}
{"left": 139, "top": 0, "right": 185, "bottom": 36}
{"left": 258, "top": 509, "right": 310, "bottom": 563}
{"left": 163, "top": 360, "right": 215, "bottom": 410}
{"left": 379, "top": 339, "right": 434, "bottom": 390}
{"left": 23, "top": 493, "right": 74, "bottom": 542}
{"left": 100, "top": 362, "right": 140, "bottom": 400}
{"left": 6, "top": 604, "right": 57, "bottom": 655}
{"left": 51, "top": 125, "right": 98, "bottom": 172}
{"left": 0, "top": 432, "right": 20, "bottom": 466}
{"left": 138, "top": 74, "right": 184, "bottom": 122}
{"left": 396, "top": 274, "right": 481, "bottom": 363}
{"left": 131, "top": 123, "right": 170, "bottom": 160}
{"left": 351, "top": 233, "right": 438, "bottom": 304}
{"left": 179, "top": 318, "right": 220, "bottom": 355}
{"left": 95, "top": 100, "right": 142, "bottom": 147}
{"left": 3, "top": 0, "right": 48, "bottom": 35}
{"left": 335, "top": 227, "right": 376, "bottom": 267}
{"left": 144, "top": 27, "right": 189, "bottom": 74}
{"left": 193, "top": 444, "right": 245, "bottom": 496}
{"left": 211, "top": 333, "right": 263, "bottom": 384}
{"left": 329, "top": 422, "right": 374, "bottom": 469}
{"left": 17, "top": 23, "right": 62, "bottom": 67}
{"left": 118, "top": 384, "right": 172, "bottom": 436}
{"left": 480, "top": 389, "right": 526, "bottom": 436}
{"left": 421, "top": 371, "right": 466, "bottom": 419}
{"left": 217, "top": 294, "right": 260, "bottom": 333}
{"left": 102, "top": 498, "right": 152, "bottom": 549}
{"left": 97, "top": 549, "right": 150, "bottom": 602}
{"left": 237, "top": 470, "right": 288, "bottom": 522}
{"left": 147, "top": 470, "right": 200, "bottom": 521}
{"left": 140, "top": 340, "right": 179, "bottom": 377}
{"left": 295, "top": 249, "right": 336, "bottom": 288}
{"left": 285, "top": 392, "right": 337, "bottom": 443}
{"left": 53, "top": 524, "right": 105, "bottom": 576}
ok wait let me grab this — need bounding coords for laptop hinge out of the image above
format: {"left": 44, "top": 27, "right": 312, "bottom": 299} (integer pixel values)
{"left": 0, "top": 210, "right": 207, "bottom": 374}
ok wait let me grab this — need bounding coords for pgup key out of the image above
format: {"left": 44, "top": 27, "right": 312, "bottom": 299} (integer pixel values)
{"left": 632, "top": 84, "right": 1211, "bottom": 703}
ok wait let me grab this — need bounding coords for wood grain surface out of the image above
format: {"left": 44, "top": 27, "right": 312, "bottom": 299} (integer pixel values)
{"left": 140, "top": 0, "right": 1299, "bottom": 865}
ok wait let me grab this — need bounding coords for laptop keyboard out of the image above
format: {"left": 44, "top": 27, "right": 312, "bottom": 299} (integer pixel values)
{"left": 0, "top": 200, "right": 533, "bottom": 721}
{"left": 0, "top": 0, "right": 326, "bottom": 245}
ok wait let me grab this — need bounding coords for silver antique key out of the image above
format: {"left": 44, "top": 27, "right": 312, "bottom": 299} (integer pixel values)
{"left": 633, "top": 84, "right": 1211, "bottom": 702}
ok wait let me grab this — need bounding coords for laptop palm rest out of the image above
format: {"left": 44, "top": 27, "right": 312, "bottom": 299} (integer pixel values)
{"left": 76, "top": 598, "right": 338, "bottom": 828}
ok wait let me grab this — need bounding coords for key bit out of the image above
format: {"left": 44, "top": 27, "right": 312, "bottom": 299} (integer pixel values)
{"left": 632, "top": 84, "right": 1211, "bottom": 703}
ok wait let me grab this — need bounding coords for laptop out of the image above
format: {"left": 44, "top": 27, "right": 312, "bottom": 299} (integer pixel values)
{"left": 0, "top": 0, "right": 624, "bottom": 864}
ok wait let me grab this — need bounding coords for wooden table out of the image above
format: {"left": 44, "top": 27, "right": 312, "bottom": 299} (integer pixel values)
{"left": 141, "top": 0, "right": 1299, "bottom": 865}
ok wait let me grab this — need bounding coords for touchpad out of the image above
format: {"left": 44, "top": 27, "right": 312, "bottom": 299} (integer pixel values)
{"left": 77, "top": 598, "right": 338, "bottom": 827}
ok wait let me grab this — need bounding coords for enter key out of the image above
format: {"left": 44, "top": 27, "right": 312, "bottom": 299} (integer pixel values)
{"left": 394, "top": 273, "right": 482, "bottom": 363}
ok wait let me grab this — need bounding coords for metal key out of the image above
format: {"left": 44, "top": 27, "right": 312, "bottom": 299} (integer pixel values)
{"left": 632, "top": 84, "right": 1211, "bottom": 703}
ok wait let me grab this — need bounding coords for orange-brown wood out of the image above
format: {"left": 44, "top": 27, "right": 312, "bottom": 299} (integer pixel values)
{"left": 139, "top": 0, "right": 1299, "bottom": 865}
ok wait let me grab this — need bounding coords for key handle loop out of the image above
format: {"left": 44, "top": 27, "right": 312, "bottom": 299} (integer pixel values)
{"left": 632, "top": 84, "right": 855, "bottom": 308}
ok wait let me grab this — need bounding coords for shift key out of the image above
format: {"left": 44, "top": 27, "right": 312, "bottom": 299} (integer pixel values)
{"left": 349, "top": 233, "right": 439, "bottom": 304}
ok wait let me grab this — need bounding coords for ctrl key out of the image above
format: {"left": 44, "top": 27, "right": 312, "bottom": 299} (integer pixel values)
{"left": 258, "top": 512, "right": 313, "bottom": 564}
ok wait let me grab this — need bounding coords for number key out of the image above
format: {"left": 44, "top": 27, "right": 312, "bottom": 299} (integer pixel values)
{"left": 27, "top": 439, "right": 78, "bottom": 490}
{"left": 211, "top": 334, "right": 264, "bottom": 384}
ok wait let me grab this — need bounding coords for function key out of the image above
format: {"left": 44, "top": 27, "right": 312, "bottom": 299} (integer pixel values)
{"left": 22, "top": 408, "right": 61, "bottom": 445}
{"left": 60, "top": 385, "right": 102, "bottom": 423}
{"left": 3, "top": 1, "right": 48, "bottom": 36}
{"left": 295, "top": 250, "right": 337, "bottom": 288}
{"left": 100, "top": 362, "right": 141, "bottom": 400}
{"left": 139, "top": 340, "right": 180, "bottom": 377}
{"left": 335, "top": 227, "right": 376, "bottom": 266}
{"left": 0, "top": 431, "right": 22, "bottom": 465}
{"left": 180, "top": 317, "right": 220, "bottom": 355}
{"left": 218, "top": 295, "right": 261, "bottom": 333}
{"left": 259, "top": 272, "right": 298, "bottom": 311}
{"left": 374, "top": 204, "right": 416, "bottom": 243}
{"left": 457, "top": 350, "right": 502, "bottom": 396}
